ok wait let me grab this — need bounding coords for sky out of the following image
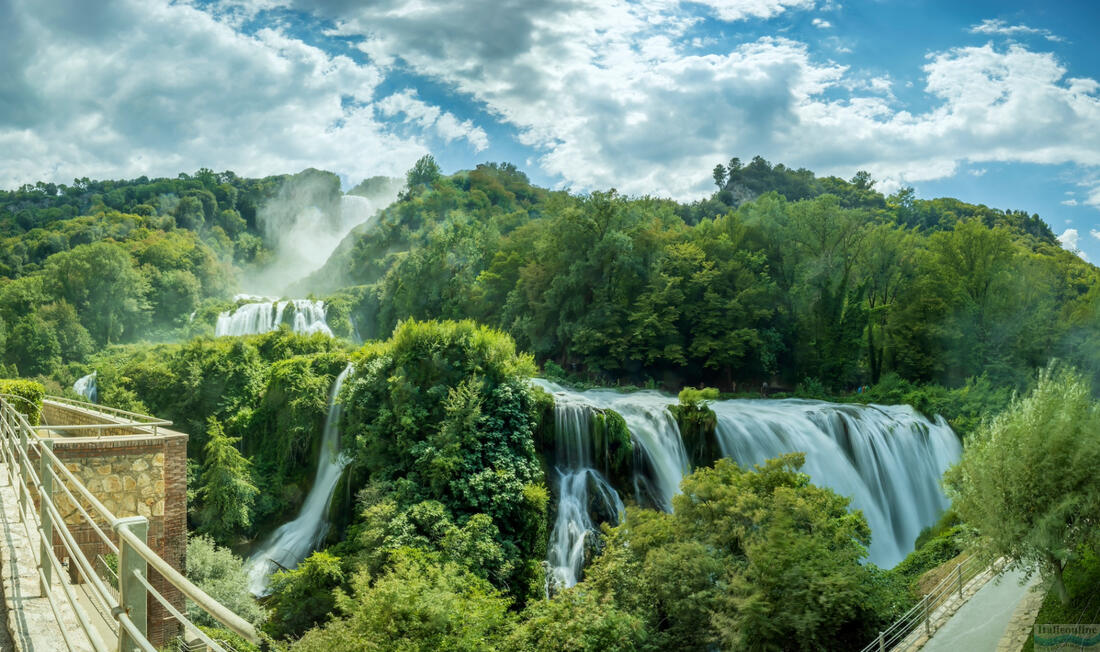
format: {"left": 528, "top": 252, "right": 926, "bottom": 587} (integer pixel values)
{"left": 3, "top": 0, "right": 1100, "bottom": 259}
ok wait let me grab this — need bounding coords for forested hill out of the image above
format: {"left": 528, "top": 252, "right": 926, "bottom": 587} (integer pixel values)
{"left": 0, "top": 167, "right": 396, "bottom": 379}
{"left": 302, "top": 156, "right": 1094, "bottom": 395}
{"left": 1, "top": 155, "right": 1094, "bottom": 397}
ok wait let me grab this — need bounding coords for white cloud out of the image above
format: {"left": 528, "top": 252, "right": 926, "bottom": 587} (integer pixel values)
{"left": 6, "top": 0, "right": 1100, "bottom": 208}
{"left": 969, "top": 19, "right": 1063, "bottom": 43}
{"left": 0, "top": 0, "right": 472, "bottom": 188}
{"left": 317, "top": 0, "right": 1100, "bottom": 198}
{"left": 1059, "top": 228, "right": 1080, "bottom": 249}
{"left": 1062, "top": 199, "right": 1079, "bottom": 206}
{"left": 376, "top": 90, "right": 489, "bottom": 152}
{"left": 688, "top": 0, "right": 816, "bottom": 22}
{"left": 1059, "top": 228, "right": 1088, "bottom": 260}
{"left": 812, "top": 18, "right": 831, "bottom": 29}
{"left": 1091, "top": 228, "right": 1100, "bottom": 241}
{"left": 969, "top": 168, "right": 987, "bottom": 176}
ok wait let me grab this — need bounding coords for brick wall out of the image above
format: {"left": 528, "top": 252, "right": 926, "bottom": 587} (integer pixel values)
{"left": 31, "top": 400, "right": 188, "bottom": 648}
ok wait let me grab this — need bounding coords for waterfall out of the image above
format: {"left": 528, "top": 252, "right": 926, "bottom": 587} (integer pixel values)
{"left": 711, "top": 399, "right": 960, "bottom": 567}
{"left": 246, "top": 363, "right": 353, "bottom": 595}
{"left": 73, "top": 372, "right": 97, "bottom": 403}
{"left": 533, "top": 381, "right": 961, "bottom": 569}
{"left": 215, "top": 295, "right": 333, "bottom": 337}
{"left": 545, "top": 397, "right": 625, "bottom": 592}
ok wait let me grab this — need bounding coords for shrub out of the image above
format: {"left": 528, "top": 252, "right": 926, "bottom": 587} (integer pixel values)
{"left": 0, "top": 379, "right": 45, "bottom": 425}
{"left": 185, "top": 535, "right": 265, "bottom": 628}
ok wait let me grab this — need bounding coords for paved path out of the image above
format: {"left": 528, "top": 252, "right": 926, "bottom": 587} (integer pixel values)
{"left": 0, "top": 463, "right": 95, "bottom": 651}
{"left": 921, "top": 568, "right": 1039, "bottom": 652}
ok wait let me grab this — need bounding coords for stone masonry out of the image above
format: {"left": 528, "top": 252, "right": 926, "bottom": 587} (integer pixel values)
{"left": 29, "top": 400, "right": 188, "bottom": 648}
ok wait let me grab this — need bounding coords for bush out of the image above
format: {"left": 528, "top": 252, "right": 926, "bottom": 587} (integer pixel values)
{"left": 185, "top": 535, "right": 265, "bottom": 628}
{"left": 293, "top": 550, "right": 512, "bottom": 652}
{"left": 265, "top": 551, "right": 345, "bottom": 640}
{"left": 0, "top": 379, "right": 45, "bottom": 425}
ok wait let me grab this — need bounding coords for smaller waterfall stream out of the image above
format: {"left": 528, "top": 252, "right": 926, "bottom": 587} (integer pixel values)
{"left": 215, "top": 296, "right": 332, "bottom": 337}
{"left": 73, "top": 372, "right": 97, "bottom": 403}
{"left": 246, "top": 364, "right": 353, "bottom": 594}
{"left": 546, "top": 397, "right": 625, "bottom": 591}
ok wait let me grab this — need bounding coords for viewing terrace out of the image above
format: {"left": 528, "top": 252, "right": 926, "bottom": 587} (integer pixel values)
{"left": 0, "top": 393, "right": 260, "bottom": 652}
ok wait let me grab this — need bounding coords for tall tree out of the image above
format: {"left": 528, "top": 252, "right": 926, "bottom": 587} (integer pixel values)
{"left": 944, "top": 364, "right": 1100, "bottom": 604}
{"left": 196, "top": 418, "right": 258, "bottom": 542}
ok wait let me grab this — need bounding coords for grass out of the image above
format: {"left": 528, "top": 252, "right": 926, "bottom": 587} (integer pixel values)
{"left": 1021, "top": 549, "right": 1100, "bottom": 652}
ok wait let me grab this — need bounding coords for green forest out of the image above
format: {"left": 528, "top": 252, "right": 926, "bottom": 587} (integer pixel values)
{"left": 3, "top": 155, "right": 1100, "bottom": 650}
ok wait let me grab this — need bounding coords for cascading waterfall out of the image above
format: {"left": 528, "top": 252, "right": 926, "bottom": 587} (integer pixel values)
{"left": 533, "top": 380, "right": 961, "bottom": 570}
{"left": 711, "top": 399, "right": 960, "bottom": 567}
{"left": 246, "top": 363, "right": 353, "bottom": 595}
{"left": 215, "top": 295, "right": 332, "bottom": 337}
{"left": 545, "top": 396, "right": 625, "bottom": 591}
{"left": 73, "top": 372, "right": 97, "bottom": 403}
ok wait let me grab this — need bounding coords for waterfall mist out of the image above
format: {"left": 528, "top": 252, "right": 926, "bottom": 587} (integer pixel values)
{"left": 243, "top": 171, "right": 402, "bottom": 295}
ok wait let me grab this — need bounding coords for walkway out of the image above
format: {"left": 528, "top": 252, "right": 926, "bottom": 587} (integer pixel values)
{"left": 921, "top": 568, "right": 1039, "bottom": 652}
{"left": 0, "top": 461, "right": 90, "bottom": 651}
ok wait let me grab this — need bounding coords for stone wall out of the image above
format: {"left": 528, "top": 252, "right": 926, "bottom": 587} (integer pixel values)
{"left": 30, "top": 400, "right": 187, "bottom": 648}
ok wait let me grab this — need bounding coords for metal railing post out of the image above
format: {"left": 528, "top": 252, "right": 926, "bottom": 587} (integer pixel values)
{"left": 18, "top": 419, "right": 28, "bottom": 516}
{"left": 117, "top": 516, "right": 149, "bottom": 652}
{"left": 923, "top": 594, "right": 930, "bottom": 637}
{"left": 878, "top": 630, "right": 885, "bottom": 651}
{"left": 957, "top": 562, "right": 963, "bottom": 599}
{"left": 38, "top": 439, "right": 54, "bottom": 593}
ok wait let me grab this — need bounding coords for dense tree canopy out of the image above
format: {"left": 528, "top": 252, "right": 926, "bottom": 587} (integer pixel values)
{"left": 945, "top": 363, "right": 1100, "bottom": 604}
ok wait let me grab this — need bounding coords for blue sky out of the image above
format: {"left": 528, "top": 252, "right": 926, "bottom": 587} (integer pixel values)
{"left": 3, "top": 0, "right": 1100, "bottom": 259}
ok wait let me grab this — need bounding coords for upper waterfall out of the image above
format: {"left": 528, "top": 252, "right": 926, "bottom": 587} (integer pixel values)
{"left": 215, "top": 295, "right": 333, "bottom": 337}
{"left": 533, "top": 380, "right": 961, "bottom": 571}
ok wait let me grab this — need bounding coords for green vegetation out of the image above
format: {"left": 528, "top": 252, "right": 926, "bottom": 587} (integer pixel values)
{"left": 4, "top": 156, "right": 1097, "bottom": 650}
{"left": 945, "top": 363, "right": 1100, "bottom": 604}
{"left": 1022, "top": 550, "right": 1100, "bottom": 652}
{"left": 89, "top": 330, "right": 349, "bottom": 542}
{"left": 185, "top": 535, "right": 266, "bottom": 629}
{"left": 539, "top": 454, "right": 886, "bottom": 650}
{"left": 0, "top": 378, "right": 44, "bottom": 424}
{"left": 195, "top": 419, "right": 259, "bottom": 541}
{"left": 341, "top": 319, "right": 546, "bottom": 598}
{"left": 303, "top": 156, "right": 1092, "bottom": 404}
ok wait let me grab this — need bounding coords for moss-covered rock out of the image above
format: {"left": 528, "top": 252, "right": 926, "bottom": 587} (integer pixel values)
{"left": 591, "top": 408, "right": 633, "bottom": 490}
{"left": 668, "top": 387, "right": 719, "bottom": 469}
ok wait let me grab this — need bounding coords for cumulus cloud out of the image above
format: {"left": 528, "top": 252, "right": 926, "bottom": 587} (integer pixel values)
{"left": 0, "top": 0, "right": 482, "bottom": 188}
{"left": 1062, "top": 198, "right": 1079, "bottom": 206}
{"left": 309, "top": 0, "right": 1100, "bottom": 197}
{"left": 1059, "top": 228, "right": 1080, "bottom": 249}
{"left": 689, "top": 0, "right": 817, "bottom": 22}
{"left": 812, "top": 18, "right": 831, "bottom": 28}
{"left": 377, "top": 90, "right": 489, "bottom": 152}
{"left": 969, "top": 19, "right": 1063, "bottom": 42}
{"left": 1059, "top": 228, "right": 1088, "bottom": 260}
{"left": 6, "top": 0, "right": 1100, "bottom": 205}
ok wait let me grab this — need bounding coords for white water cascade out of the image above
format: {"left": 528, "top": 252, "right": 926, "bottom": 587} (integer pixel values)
{"left": 73, "top": 372, "right": 97, "bottom": 403}
{"left": 533, "top": 381, "right": 961, "bottom": 570}
{"left": 545, "top": 396, "right": 625, "bottom": 591}
{"left": 246, "top": 364, "right": 353, "bottom": 595}
{"left": 215, "top": 295, "right": 332, "bottom": 337}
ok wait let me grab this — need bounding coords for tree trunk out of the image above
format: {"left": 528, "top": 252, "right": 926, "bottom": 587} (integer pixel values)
{"left": 1049, "top": 554, "right": 1070, "bottom": 605}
